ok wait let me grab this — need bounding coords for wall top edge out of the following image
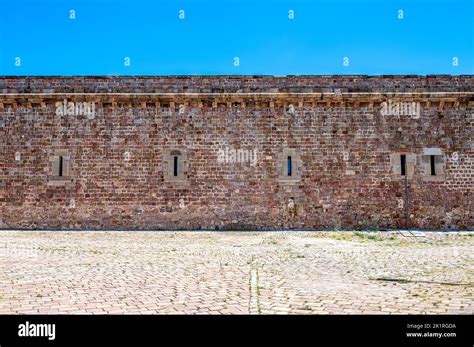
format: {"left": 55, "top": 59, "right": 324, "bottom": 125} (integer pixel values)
{"left": 1, "top": 75, "right": 472, "bottom": 95}
{"left": 0, "top": 75, "right": 473, "bottom": 78}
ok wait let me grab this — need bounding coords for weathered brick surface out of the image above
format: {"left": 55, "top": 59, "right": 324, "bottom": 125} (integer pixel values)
{"left": 0, "top": 75, "right": 473, "bottom": 93}
{"left": 0, "top": 76, "right": 473, "bottom": 230}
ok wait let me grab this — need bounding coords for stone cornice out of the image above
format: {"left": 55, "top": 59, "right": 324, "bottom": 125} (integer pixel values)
{"left": 1, "top": 75, "right": 473, "bottom": 108}
{"left": 1, "top": 91, "right": 473, "bottom": 109}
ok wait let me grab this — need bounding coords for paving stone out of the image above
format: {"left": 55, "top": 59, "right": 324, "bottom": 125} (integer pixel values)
{"left": 0, "top": 231, "right": 472, "bottom": 314}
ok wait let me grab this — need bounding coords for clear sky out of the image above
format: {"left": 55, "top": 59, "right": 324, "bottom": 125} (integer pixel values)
{"left": 0, "top": 0, "right": 473, "bottom": 75}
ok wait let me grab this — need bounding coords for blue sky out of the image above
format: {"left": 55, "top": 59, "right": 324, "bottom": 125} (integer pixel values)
{"left": 0, "top": 0, "right": 473, "bottom": 75}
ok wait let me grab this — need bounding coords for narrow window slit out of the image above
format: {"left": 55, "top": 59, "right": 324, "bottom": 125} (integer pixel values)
{"left": 173, "top": 156, "right": 179, "bottom": 177}
{"left": 58, "top": 156, "right": 64, "bottom": 177}
{"left": 287, "top": 156, "right": 292, "bottom": 176}
{"left": 430, "top": 155, "right": 436, "bottom": 176}
{"left": 400, "top": 154, "right": 406, "bottom": 176}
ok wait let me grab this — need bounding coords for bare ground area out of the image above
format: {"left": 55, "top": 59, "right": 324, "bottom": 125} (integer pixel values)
{"left": 0, "top": 230, "right": 472, "bottom": 314}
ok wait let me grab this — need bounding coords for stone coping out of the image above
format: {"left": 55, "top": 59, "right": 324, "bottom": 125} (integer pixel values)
{"left": 0, "top": 75, "right": 473, "bottom": 94}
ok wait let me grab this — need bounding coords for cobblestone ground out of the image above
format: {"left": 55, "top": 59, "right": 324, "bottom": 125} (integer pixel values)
{"left": 0, "top": 231, "right": 472, "bottom": 314}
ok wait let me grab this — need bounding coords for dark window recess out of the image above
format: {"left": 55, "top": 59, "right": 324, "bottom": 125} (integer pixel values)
{"left": 58, "top": 156, "right": 64, "bottom": 177}
{"left": 173, "top": 156, "right": 179, "bottom": 177}
{"left": 287, "top": 156, "right": 292, "bottom": 176}
{"left": 430, "top": 155, "right": 436, "bottom": 176}
{"left": 400, "top": 154, "right": 406, "bottom": 176}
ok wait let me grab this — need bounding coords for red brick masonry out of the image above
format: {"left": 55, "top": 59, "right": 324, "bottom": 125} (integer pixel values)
{"left": 0, "top": 76, "right": 473, "bottom": 230}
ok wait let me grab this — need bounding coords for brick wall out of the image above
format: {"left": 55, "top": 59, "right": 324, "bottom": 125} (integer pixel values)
{"left": 0, "top": 76, "right": 473, "bottom": 230}
{"left": 1, "top": 75, "right": 473, "bottom": 93}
